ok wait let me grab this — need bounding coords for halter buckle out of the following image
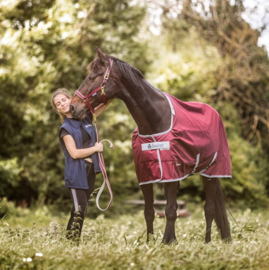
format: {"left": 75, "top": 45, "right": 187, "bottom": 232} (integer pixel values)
{"left": 104, "top": 73, "right": 109, "bottom": 80}
{"left": 93, "top": 113, "right": 97, "bottom": 121}
{"left": 101, "top": 86, "right": 105, "bottom": 95}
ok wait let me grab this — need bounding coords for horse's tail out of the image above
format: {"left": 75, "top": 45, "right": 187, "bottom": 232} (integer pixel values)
{"left": 214, "top": 178, "right": 231, "bottom": 241}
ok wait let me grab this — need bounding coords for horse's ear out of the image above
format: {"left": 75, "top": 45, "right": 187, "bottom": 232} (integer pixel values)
{"left": 96, "top": 46, "right": 106, "bottom": 64}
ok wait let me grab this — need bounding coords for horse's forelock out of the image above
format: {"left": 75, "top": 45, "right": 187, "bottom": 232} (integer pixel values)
{"left": 86, "top": 57, "right": 106, "bottom": 73}
{"left": 86, "top": 62, "right": 93, "bottom": 73}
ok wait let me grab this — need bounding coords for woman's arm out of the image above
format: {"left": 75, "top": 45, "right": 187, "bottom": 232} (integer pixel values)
{"left": 95, "top": 99, "right": 113, "bottom": 118}
{"left": 63, "top": 135, "right": 103, "bottom": 159}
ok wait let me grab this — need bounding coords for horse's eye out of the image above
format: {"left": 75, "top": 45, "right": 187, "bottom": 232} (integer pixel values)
{"left": 88, "top": 71, "right": 104, "bottom": 81}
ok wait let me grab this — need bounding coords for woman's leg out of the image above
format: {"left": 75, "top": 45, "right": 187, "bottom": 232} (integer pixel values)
{"left": 66, "top": 188, "right": 88, "bottom": 242}
{"left": 66, "top": 161, "right": 96, "bottom": 242}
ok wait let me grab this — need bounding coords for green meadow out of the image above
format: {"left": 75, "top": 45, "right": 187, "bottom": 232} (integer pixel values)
{"left": 1, "top": 202, "right": 269, "bottom": 270}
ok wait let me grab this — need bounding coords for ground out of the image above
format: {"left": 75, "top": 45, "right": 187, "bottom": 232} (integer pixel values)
{"left": 1, "top": 203, "right": 269, "bottom": 270}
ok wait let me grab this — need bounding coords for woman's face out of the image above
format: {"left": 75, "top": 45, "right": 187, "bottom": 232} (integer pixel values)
{"left": 54, "top": 94, "right": 71, "bottom": 115}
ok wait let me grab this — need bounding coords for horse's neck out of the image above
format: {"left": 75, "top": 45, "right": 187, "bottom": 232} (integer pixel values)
{"left": 119, "top": 79, "right": 171, "bottom": 135}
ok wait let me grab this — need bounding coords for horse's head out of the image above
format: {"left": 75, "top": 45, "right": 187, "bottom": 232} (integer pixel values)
{"left": 70, "top": 47, "right": 119, "bottom": 119}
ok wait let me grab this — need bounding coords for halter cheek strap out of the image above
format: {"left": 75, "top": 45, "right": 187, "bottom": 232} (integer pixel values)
{"left": 74, "top": 58, "right": 113, "bottom": 120}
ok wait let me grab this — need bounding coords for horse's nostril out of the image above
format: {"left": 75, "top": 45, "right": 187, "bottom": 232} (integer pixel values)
{"left": 70, "top": 105, "right": 74, "bottom": 112}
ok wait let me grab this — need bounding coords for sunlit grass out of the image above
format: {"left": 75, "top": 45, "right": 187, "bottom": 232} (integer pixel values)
{"left": 1, "top": 205, "right": 269, "bottom": 269}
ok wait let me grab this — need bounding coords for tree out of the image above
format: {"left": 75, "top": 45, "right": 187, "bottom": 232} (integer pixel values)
{"left": 0, "top": 0, "right": 149, "bottom": 206}
{"left": 158, "top": 0, "right": 269, "bottom": 146}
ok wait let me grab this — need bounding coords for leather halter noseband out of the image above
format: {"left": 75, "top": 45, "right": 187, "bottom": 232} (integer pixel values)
{"left": 74, "top": 58, "right": 113, "bottom": 120}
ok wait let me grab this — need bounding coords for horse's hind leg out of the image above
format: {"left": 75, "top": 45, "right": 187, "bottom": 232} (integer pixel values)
{"left": 140, "top": 183, "right": 155, "bottom": 241}
{"left": 162, "top": 181, "right": 179, "bottom": 244}
{"left": 203, "top": 176, "right": 231, "bottom": 243}
{"left": 202, "top": 176, "right": 217, "bottom": 243}
{"left": 214, "top": 178, "right": 231, "bottom": 242}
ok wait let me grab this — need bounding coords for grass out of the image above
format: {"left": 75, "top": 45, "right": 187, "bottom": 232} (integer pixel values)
{"left": 1, "top": 202, "right": 269, "bottom": 270}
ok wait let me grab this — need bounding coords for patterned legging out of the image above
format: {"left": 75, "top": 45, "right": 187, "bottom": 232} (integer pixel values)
{"left": 66, "top": 161, "right": 95, "bottom": 242}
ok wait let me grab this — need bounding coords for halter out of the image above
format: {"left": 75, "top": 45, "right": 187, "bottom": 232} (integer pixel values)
{"left": 74, "top": 58, "right": 114, "bottom": 211}
{"left": 75, "top": 58, "right": 113, "bottom": 121}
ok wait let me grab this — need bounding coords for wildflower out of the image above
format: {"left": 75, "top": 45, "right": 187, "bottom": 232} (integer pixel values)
{"left": 130, "top": 263, "right": 135, "bottom": 266}
{"left": 35, "top": 253, "right": 43, "bottom": 257}
{"left": 23, "top": 258, "right": 32, "bottom": 262}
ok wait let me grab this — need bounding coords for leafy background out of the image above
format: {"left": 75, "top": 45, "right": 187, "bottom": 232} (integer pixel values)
{"left": 1, "top": 0, "right": 269, "bottom": 215}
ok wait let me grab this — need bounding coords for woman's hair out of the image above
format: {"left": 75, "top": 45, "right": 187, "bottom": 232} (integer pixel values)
{"left": 51, "top": 88, "right": 72, "bottom": 123}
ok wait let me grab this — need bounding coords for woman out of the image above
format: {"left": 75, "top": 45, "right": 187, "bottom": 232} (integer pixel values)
{"left": 51, "top": 88, "right": 110, "bottom": 242}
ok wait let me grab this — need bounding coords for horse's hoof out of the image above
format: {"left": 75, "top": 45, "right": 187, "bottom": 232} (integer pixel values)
{"left": 146, "top": 233, "right": 156, "bottom": 243}
{"left": 161, "top": 238, "right": 178, "bottom": 245}
{"left": 223, "top": 237, "right": 232, "bottom": 244}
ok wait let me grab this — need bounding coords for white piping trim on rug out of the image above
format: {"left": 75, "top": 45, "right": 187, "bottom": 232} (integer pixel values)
{"left": 191, "top": 154, "right": 200, "bottom": 173}
{"left": 160, "top": 175, "right": 190, "bottom": 183}
{"left": 139, "top": 173, "right": 232, "bottom": 185}
{"left": 194, "top": 152, "right": 218, "bottom": 174}
{"left": 210, "top": 152, "right": 218, "bottom": 166}
{"left": 150, "top": 136, "right": 163, "bottom": 183}
{"left": 139, "top": 179, "right": 166, "bottom": 185}
{"left": 139, "top": 175, "right": 190, "bottom": 186}
{"left": 138, "top": 93, "right": 174, "bottom": 138}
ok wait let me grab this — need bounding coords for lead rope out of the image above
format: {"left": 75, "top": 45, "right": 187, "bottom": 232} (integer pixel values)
{"left": 226, "top": 204, "right": 238, "bottom": 225}
{"left": 74, "top": 59, "right": 114, "bottom": 210}
{"left": 94, "top": 119, "right": 114, "bottom": 211}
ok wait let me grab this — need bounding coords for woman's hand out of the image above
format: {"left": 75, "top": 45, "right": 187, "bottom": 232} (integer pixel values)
{"left": 94, "top": 142, "right": 103, "bottom": 153}
{"left": 63, "top": 135, "right": 103, "bottom": 159}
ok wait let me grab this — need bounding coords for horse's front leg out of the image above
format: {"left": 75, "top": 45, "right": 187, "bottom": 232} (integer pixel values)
{"left": 162, "top": 181, "right": 179, "bottom": 244}
{"left": 202, "top": 176, "right": 217, "bottom": 243}
{"left": 140, "top": 183, "right": 155, "bottom": 241}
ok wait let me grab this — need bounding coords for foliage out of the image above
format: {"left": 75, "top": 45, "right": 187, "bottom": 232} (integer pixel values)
{"left": 0, "top": 0, "right": 149, "bottom": 205}
{"left": 216, "top": 102, "right": 269, "bottom": 207}
{"left": 147, "top": 26, "right": 221, "bottom": 102}
{"left": 160, "top": 0, "right": 269, "bottom": 146}
{"left": 0, "top": 159, "right": 22, "bottom": 197}
{"left": 1, "top": 205, "right": 269, "bottom": 269}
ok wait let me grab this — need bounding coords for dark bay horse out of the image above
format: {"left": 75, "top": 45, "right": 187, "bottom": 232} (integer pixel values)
{"left": 70, "top": 47, "right": 231, "bottom": 244}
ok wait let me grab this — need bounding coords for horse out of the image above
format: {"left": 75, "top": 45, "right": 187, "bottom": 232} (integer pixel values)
{"left": 70, "top": 47, "right": 231, "bottom": 244}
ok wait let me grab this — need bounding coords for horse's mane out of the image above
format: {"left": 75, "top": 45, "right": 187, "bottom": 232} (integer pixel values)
{"left": 87, "top": 55, "right": 144, "bottom": 87}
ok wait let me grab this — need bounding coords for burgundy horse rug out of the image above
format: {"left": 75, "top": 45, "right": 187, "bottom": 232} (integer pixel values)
{"left": 132, "top": 93, "right": 232, "bottom": 185}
